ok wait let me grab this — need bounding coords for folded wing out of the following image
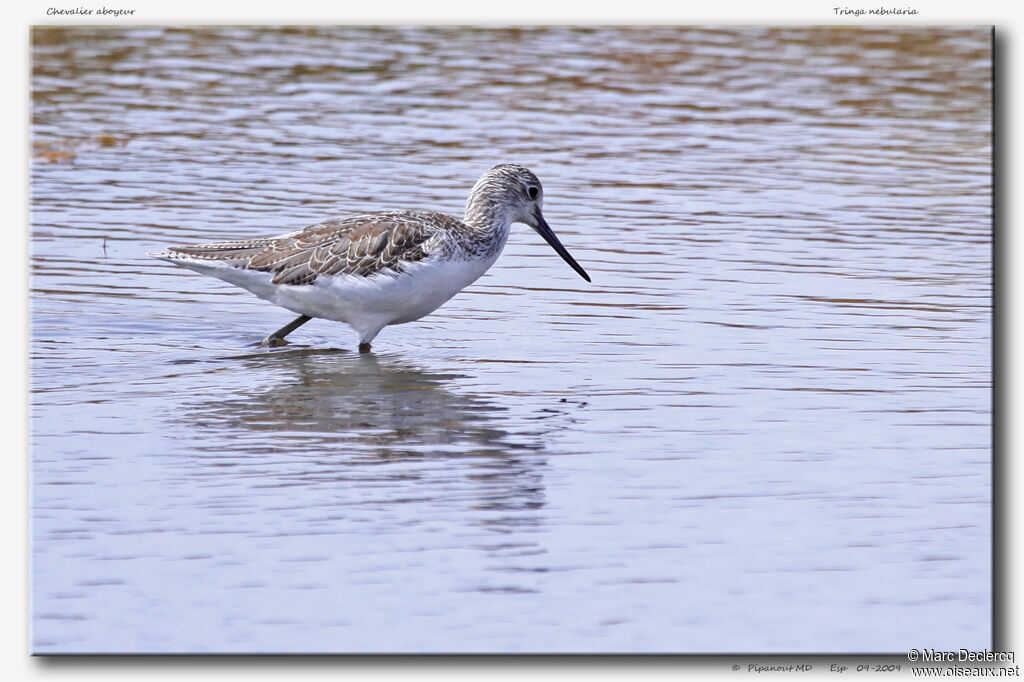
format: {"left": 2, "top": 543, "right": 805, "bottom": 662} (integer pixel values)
{"left": 158, "top": 212, "right": 447, "bottom": 286}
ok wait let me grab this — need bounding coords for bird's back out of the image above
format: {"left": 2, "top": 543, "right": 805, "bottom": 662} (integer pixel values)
{"left": 151, "top": 210, "right": 465, "bottom": 286}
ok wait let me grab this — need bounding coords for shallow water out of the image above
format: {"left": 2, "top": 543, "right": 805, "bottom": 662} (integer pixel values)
{"left": 30, "top": 26, "right": 991, "bottom": 653}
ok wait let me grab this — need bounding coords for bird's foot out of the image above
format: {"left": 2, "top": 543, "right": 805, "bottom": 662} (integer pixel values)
{"left": 258, "top": 335, "right": 290, "bottom": 348}
{"left": 358, "top": 342, "right": 372, "bottom": 354}
{"left": 257, "top": 314, "right": 312, "bottom": 347}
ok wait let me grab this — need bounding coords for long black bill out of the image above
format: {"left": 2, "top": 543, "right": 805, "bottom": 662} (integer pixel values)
{"left": 531, "top": 209, "right": 591, "bottom": 282}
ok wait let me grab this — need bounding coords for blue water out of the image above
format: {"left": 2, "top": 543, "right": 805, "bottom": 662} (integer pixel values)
{"left": 30, "top": 26, "right": 991, "bottom": 653}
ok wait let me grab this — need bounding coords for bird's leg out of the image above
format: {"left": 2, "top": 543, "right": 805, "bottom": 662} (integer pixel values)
{"left": 259, "top": 314, "right": 312, "bottom": 347}
{"left": 357, "top": 326, "right": 383, "bottom": 354}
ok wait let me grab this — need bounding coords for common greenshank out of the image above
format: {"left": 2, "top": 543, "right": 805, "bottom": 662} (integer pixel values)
{"left": 150, "top": 164, "right": 590, "bottom": 352}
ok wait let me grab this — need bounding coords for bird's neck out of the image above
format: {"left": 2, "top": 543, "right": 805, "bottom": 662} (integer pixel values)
{"left": 463, "top": 193, "right": 514, "bottom": 238}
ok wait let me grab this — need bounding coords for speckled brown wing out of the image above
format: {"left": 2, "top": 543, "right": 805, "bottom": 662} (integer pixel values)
{"left": 164, "top": 211, "right": 449, "bottom": 286}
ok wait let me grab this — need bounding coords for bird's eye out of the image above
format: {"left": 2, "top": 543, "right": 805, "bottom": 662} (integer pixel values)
{"left": 527, "top": 186, "right": 539, "bottom": 200}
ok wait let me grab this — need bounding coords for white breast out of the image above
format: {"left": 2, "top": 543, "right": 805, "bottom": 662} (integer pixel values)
{"left": 169, "top": 251, "right": 499, "bottom": 343}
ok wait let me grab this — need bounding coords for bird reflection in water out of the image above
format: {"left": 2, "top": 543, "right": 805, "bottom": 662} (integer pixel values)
{"left": 168, "top": 349, "right": 555, "bottom": 524}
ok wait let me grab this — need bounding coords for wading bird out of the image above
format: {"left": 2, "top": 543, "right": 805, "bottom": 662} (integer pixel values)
{"left": 150, "top": 164, "right": 590, "bottom": 352}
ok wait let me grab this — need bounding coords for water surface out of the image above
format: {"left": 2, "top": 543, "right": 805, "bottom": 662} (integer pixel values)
{"left": 30, "top": 26, "right": 991, "bottom": 653}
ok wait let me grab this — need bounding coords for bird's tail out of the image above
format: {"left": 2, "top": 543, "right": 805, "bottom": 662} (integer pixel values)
{"left": 148, "top": 238, "right": 277, "bottom": 264}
